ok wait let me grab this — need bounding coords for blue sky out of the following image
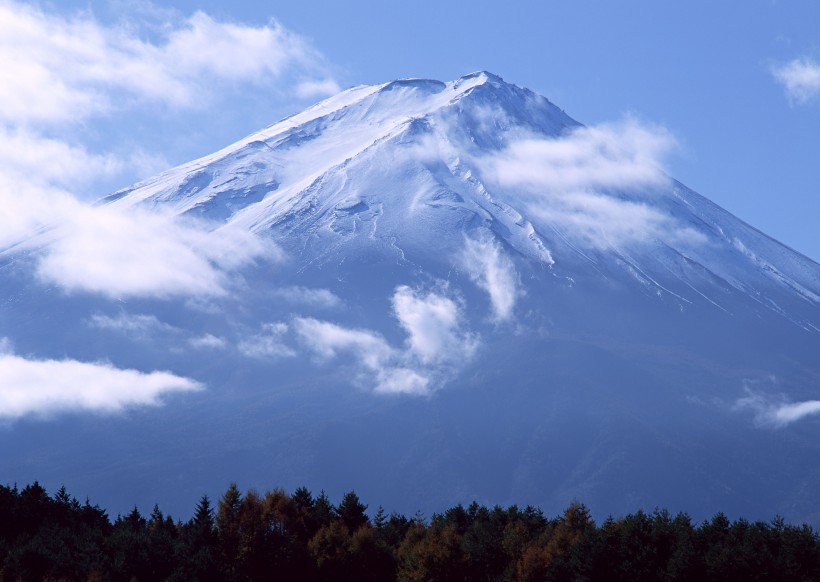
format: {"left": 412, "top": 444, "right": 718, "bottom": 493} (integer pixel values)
{"left": 4, "top": 0, "right": 820, "bottom": 260}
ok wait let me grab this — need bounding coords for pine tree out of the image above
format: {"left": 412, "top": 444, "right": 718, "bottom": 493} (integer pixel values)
{"left": 313, "top": 490, "right": 335, "bottom": 529}
{"left": 337, "top": 491, "right": 369, "bottom": 532}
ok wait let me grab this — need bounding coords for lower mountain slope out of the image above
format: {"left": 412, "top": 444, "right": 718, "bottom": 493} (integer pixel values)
{"left": 1, "top": 72, "right": 819, "bottom": 523}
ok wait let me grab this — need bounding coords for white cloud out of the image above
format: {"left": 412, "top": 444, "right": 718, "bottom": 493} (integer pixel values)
{"left": 0, "top": 128, "right": 123, "bottom": 190}
{"left": 89, "top": 312, "right": 177, "bottom": 337}
{"left": 293, "top": 284, "right": 479, "bottom": 395}
{"left": 296, "top": 78, "right": 342, "bottom": 99}
{"left": 485, "top": 121, "right": 673, "bottom": 193}
{"left": 294, "top": 317, "right": 430, "bottom": 395}
{"left": 772, "top": 58, "right": 820, "bottom": 103}
{"left": 0, "top": 1, "right": 340, "bottom": 421}
{"left": 0, "top": 343, "right": 202, "bottom": 420}
{"left": 476, "top": 120, "right": 703, "bottom": 250}
{"left": 34, "top": 208, "right": 273, "bottom": 299}
{"left": 294, "top": 317, "right": 394, "bottom": 371}
{"left": 375, "top": 367, "right": 430, "bottom": 396}
{"left": 238, "top": 322, "right": 295, "bottom": 359}
{"left": 271, "top": 286, "right": 342, "bottom": 309}
{"left": 0, "top": 2, "right": 304, "bottom": 300}
{"left": 0, "top": 2, "right": 338, "bottom": 125}
{"left": 392, "top": 285, "right": 478, "bottom": 364}
{"left": 734, "top": 389, "right": 820, "bottom": 428}
{"left": 0, "top": 178, "right": 275, "bottom": 299}
{"left": 461, "top": 236, "right": 520, "bottom": 322}
{"left": 189, "top": 334, "right": 227, "bottom": 350}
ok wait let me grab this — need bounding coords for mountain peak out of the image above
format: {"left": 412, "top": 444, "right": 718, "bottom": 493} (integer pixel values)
{"left": 458, "top": 70, "right": 505, "bottom": 84}
{"left": 103, "top": 71, "right": 820, "bottom": 338}
{"left": 5, "top": 71, "right": 820, "bottom": 526}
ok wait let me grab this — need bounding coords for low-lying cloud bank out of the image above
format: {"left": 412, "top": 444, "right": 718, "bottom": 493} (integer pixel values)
{"left": 0, "top": 339, "right": 202, "bottom": 421}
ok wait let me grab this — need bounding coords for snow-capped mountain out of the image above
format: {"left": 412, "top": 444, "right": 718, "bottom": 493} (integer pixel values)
{"left": 2, "top": 72, "right": 820, "bottom": 523}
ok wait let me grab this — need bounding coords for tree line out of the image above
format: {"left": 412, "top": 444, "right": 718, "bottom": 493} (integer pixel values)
{"left": 1, "top": 481, "right": 819, "bottom": 581}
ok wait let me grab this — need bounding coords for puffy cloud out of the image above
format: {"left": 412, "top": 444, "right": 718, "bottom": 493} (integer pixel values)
{"left": 0, "top": 160, "right": 279, "bottom": 301}
{"left": 734, "top": 389, "right": 820, "bottom": 428}
{"left": 461, "top": 236, "right": 520, "bottom": 322}
{"left": 0, "top": 341, "right": 202, "bottom": 420}
{"left": 486, "top": 121, "right": 673, "bottom": 193}
{"left": 34, "top": 207, "right": 273, "bottom": 299}
{"left": 392, "top": 285, "right": 478, "bottom": 364}
{"left": 477, "top": 120, "right": 702, "bottom": 250}
{"left": 772, "top": 58, "right": 820, "bottom": 103}
{"left": 0, "top": 179, "right": 275, "bottom": 299}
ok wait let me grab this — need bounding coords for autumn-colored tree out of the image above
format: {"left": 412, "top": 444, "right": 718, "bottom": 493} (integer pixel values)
{"left": 397, "top": 520, "right": 466, "bottom": 582}
{"left": 516, "top": 502, "right": 593, "bottom": 581}
{"left": 216, "top": 483, "right": 243, "bottom": 579}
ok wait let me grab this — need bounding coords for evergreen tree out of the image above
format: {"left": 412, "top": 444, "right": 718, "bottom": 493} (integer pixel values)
{"left": 313, "top": 490, "right": 335, "bottom": 530}
{"left": 337, "top": 491, "right": 369, "bottom": 532}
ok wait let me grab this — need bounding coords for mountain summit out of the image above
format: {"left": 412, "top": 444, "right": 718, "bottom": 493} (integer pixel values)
{"left": 106, "top": 71, "right": 820, "bottom": 335}
{"left": 2, "top": 73, "right": 820, "bottom": 522}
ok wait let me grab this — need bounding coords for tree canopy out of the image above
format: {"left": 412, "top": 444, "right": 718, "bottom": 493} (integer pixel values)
{"left": 1, "top": 481, "right": 818, "bottom": 581}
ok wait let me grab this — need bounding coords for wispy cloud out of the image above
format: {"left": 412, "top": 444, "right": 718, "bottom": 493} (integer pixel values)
{"left": 189, "top": 334, "right": 227, "bottom": 350}
{"left": 0, "top": 1, "right": 324, "bottom": 298}
{"left": 89, "top": 312, "right": 178, "bottom": 338}
{"left": 772, "top": 58, "right": 820, "bottom": 103}
{"left": 0, "top": 2, "right": 338, "bottom": 126}
{"left": 461, "top": 235, "right": 520, "bottom": 322}
{"left": 296, "top": 78, "right": 343, "bottom": 99}
{"left": 293, "top": 284, "right": 478, "bottom": 395}
{"left": 0, "top": 127, "right": 124, "bottom": 190}
{"left": 0, "top": 1, "right": 341, "bottom": 421}
{"left": 734, "top": 388, "right": 820, "bottom": 428}
{"left": 476, "top": 120, "right": 702, "bottom": 250}
{"left": 238, "top": 322, "right": 296, "bottom": 359}
{"left": 270, "top": 286, "right": 343, "bottom": 309}
{"left": 293, "top": 317, "right": 428, "bottom": 394}
{"left": 0, "top": 339, "right": 202, "bottom": 421}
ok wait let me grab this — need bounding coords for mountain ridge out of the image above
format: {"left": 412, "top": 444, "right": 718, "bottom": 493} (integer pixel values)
{"left": 102, "top": 71, "right": 820, "bottom": 334}
{"left": 2, "top": 72, "right": 820, "bottom": 524}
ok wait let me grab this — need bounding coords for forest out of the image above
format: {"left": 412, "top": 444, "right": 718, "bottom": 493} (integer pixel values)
{"left": 1, "top": 481, "right": 819, "bottom": 581}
